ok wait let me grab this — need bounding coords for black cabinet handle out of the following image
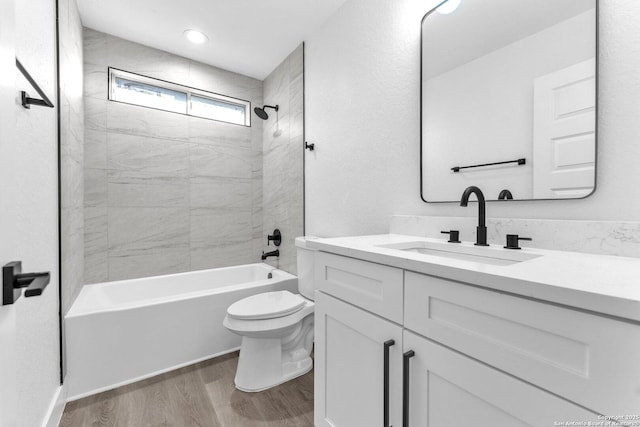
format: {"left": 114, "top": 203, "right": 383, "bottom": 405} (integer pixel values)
{"left": 383, "top": 339, "right": 395, "bottom": 427}
{"left": 403, "top": 350, "right": 415, "bottom": 427}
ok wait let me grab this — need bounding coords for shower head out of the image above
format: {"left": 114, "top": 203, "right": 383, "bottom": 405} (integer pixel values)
{"left": 254, "top": 104, "right": 279, "bottom": 120}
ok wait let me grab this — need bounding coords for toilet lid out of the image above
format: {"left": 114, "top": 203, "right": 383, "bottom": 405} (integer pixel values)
{"left": 227, "top": 291, "right": 306, "bottom": 320}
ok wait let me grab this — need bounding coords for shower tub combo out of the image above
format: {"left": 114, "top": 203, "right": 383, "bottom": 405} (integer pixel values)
{"left": 65, "top": 263, "right": 297, "bottom": 400}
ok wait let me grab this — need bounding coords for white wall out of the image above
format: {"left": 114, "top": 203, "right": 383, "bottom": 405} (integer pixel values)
{"left": 0, "top": 0, "right": 17, "bottom": 424}
{"left": 14, "top": 0, "right": 61, "bottom": 425}
{"left": 423, "top": 10, "right": 594, "bottom": 201}
{"left": 305, "top": 0, "right": 640, "bottom": 238}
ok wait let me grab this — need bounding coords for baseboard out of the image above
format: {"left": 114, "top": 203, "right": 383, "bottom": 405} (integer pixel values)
{"left": 42, "top": 382, "right": 67, "bottom": 427}
{"left": 66, "top": 347, "right": 240, "bottom": 402}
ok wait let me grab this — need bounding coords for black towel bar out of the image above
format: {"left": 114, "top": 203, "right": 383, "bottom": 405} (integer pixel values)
{"left": 451, "top": 158, "right": 525, "bottom": 173}
{"left": 16, "top": 58, "right": 54, "bottom": 109}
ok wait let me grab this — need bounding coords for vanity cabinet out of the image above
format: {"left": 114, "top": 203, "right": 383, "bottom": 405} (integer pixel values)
{"left": 403, "top": 331, "right": 600, "bottom": 426}
{"left": 315, "top": 291, "right": 403, "bottom": 427}
{"left": 313, "top": 250, "right": 640, "bottom": 425}
{"left": 404, "top": 271, "right": 640, "bottom": 416}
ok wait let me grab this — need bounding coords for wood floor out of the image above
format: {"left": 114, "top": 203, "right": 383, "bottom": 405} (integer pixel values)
{"left": 60, "top": 352, "right": 314, "bottom": 427}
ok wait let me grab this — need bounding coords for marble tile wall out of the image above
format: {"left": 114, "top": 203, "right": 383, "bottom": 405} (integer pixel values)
{"left": 59, "top": 0, "right": 84, "bottom": 313}
{"left": 390, "top": 215, "right": 640, "bottom": 258}
{"left": 261, "top": 45, "right": 305, "bottom": 274}
{"left": 83, "top": 29, "right": 264, "bottom": 282}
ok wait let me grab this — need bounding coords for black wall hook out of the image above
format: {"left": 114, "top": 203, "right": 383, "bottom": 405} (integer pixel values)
{"left": 2, "top": 261, "right": 50, "bottom": 305}
{"left": 305, "top": 141, "right": 315, "bottom": 151}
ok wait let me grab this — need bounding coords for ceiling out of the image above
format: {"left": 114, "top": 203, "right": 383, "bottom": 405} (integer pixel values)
{"left": 77, "top": 0, "right": 347, "bottom": 80}
{"left": 423, "top": 0, "right": 596, "bottom": 78}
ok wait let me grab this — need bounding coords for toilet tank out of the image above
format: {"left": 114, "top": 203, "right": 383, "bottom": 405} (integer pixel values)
{"left": 295, "top": 236, "right": 318, "bottom": 301}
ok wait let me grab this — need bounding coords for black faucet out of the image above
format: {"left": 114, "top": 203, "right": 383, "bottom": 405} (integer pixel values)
{"left": 261, "top": 249, "right": 279, "bottom": 260}
{"left": 460, "top": 186, "right": 489, "bottom": 246}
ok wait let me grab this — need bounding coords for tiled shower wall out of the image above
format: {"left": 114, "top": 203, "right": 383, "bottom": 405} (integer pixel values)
{"left": 83, "top": 29, "right": 264, "bottom": 282}
{"left": 261, "top": 45, "right": 305, "bottom": 274}
{"left": 59, "top": 0, "right": 84, "bottom": 312}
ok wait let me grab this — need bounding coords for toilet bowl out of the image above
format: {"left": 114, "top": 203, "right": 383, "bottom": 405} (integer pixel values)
{"left": 223, "top": 236, "right": 318, "bottom": 392}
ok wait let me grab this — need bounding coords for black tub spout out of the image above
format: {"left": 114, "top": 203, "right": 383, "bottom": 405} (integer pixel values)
{"left": 261, "top": 249, "right": 280, "bottom": 260}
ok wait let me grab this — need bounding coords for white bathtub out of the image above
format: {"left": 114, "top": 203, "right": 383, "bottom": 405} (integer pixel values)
{"left": 65, "top": 263, "right": 297, "bottom": 400}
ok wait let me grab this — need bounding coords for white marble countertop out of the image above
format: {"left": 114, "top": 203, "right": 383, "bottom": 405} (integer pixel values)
{"left": 307, "top": 234, "right": 640, "bottom": 322}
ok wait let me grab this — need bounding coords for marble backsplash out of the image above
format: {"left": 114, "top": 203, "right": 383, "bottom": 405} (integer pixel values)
{"left": 390, "top": 215, "right": 640, "bottom": 258}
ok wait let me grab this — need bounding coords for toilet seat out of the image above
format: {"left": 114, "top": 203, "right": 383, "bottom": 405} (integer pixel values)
{"left": 227, "top": 290, "right": 306, "bottom": 320}
{"left": 223, "top": 300, "right": 314, "bottom": 338}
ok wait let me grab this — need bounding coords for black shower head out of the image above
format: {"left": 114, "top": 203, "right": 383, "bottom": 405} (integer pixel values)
{"left": 254, "top": 107, "right": 268, "bottom": 120}
{"left": 254, "top": 104, "right": 279, "bottom": 120}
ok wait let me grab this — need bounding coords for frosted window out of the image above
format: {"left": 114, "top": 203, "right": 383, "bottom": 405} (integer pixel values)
{"left": 191, "top": 95, "right": 246, "bottom": 125}
{"left": 108, "top": 68, "right": 251, "bottom": 126}
{"left": 112, "top": 77, "right": 187, "bottom": 114}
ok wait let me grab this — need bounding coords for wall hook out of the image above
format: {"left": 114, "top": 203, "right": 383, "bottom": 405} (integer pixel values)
{"left": 305, "top": 141, "right": 315, "bottom": 151}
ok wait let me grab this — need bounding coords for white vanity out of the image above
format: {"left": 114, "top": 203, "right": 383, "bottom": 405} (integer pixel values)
{"left": 309, "top": 234, "right": 640, "bottom": 427}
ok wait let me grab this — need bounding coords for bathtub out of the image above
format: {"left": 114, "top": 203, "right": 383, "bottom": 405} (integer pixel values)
{"left": 65, "top": 263, "right": 297, "bottom": 400}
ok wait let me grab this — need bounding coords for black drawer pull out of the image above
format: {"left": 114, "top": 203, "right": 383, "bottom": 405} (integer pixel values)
{"left": 383, "top": 339, "right": 395, "bottom": 427}
{"left": 403, "top": 350, "right": 415, "bottom": 427}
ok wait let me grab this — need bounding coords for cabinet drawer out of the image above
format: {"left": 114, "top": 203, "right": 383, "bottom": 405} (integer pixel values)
{"left": 404, "top": 331, "right": 600, "bottom": 427}
{"left": 405, "top": 271, "right": 640, "bottom": 416}
{"left": 315, "top": 251, "right": 403, "bottom": 323}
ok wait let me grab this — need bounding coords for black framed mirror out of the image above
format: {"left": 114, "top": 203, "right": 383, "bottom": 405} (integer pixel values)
{"left": 421, "top": 0, "right": 598, "bottom": 202}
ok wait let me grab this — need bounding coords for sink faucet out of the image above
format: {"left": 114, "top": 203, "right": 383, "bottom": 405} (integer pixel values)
{"left": 460, "top": 186, "right": 489, "bottom": 246}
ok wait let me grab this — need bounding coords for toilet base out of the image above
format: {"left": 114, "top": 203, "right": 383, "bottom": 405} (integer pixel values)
{"left": 235, "top": 354, "right": 312, "bottom": 393}
{"left": 233, "top": 314, "right": 314, "bottom": 392}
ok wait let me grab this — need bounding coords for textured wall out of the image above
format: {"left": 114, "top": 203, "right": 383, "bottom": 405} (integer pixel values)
{"left": 261, "top": 44, "right": 304, "bottom": 274}
{"left": 14, "top": 0, "right": 61, "bottom": 425}
{"left": 305, "top": 0, "right": 640, "bottom": 247}
{"left": 59, "top": 0, "right": 84, "bottom": 314}
{"left": 83, "top": 29, "right": 264, "bottom": 282}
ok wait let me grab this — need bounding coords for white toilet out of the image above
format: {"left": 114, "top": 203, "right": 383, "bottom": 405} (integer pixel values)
{"left": 223, "top": 236, "right": 317, "bottom": 392}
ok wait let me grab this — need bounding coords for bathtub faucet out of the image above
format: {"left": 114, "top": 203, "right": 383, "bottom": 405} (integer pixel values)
{"left": 261, "top": 249, "right": 279, "bottom": 260}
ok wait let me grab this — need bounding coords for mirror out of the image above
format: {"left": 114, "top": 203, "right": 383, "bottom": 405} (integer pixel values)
{"left": 421, "top": 0, "right": 597, "bottom": 202}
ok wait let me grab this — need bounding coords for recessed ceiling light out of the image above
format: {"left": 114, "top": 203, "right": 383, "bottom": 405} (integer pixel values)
{"left": 184, "top": 29, "right": 209, "bottom": 44}
{"left": 436, "top": 0, "right": 461, "bottom": 15}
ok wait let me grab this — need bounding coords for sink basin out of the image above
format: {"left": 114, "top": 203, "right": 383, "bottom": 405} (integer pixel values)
{"left": 377, "top": 240, "right": 541, "bottom": 266}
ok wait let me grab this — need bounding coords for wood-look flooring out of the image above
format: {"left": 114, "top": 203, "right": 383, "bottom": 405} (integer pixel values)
{"left": 60, "top": 352, "right": 314, "bottom": 427}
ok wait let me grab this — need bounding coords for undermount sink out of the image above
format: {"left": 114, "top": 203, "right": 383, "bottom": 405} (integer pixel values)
{"left": 377, "top": 240, "right": 542, "bottom": 266}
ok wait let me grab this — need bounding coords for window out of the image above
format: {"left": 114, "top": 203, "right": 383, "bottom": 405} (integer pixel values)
{"left": 109, "top": 68, "right": 251, "bottom": 126}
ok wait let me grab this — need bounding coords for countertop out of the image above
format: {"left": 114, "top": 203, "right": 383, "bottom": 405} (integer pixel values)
{"left": 307, "top": 234, "right": 640, "bottom": 323}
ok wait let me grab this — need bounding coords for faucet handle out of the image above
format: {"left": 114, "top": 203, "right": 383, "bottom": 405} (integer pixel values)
{"left": 267, "top": 229, "right": 282, "bottom": 247}
{"left": 504, "top": 234, "right": 532, "bottom": 250}
{"left": 440, "top": 230, "right": 461, "bottom": 243}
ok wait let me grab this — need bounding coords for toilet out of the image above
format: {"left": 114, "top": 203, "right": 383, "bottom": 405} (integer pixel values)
{"left": 223, "top": 236, "right": 317, "bottom": 392}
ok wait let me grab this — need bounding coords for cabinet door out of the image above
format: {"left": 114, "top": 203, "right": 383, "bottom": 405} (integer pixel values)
{"left": 403, "top": 331, "right": 601, "bottom": 427}
{"left": 315, "top": 291, "right": 403, "bottom": 427}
